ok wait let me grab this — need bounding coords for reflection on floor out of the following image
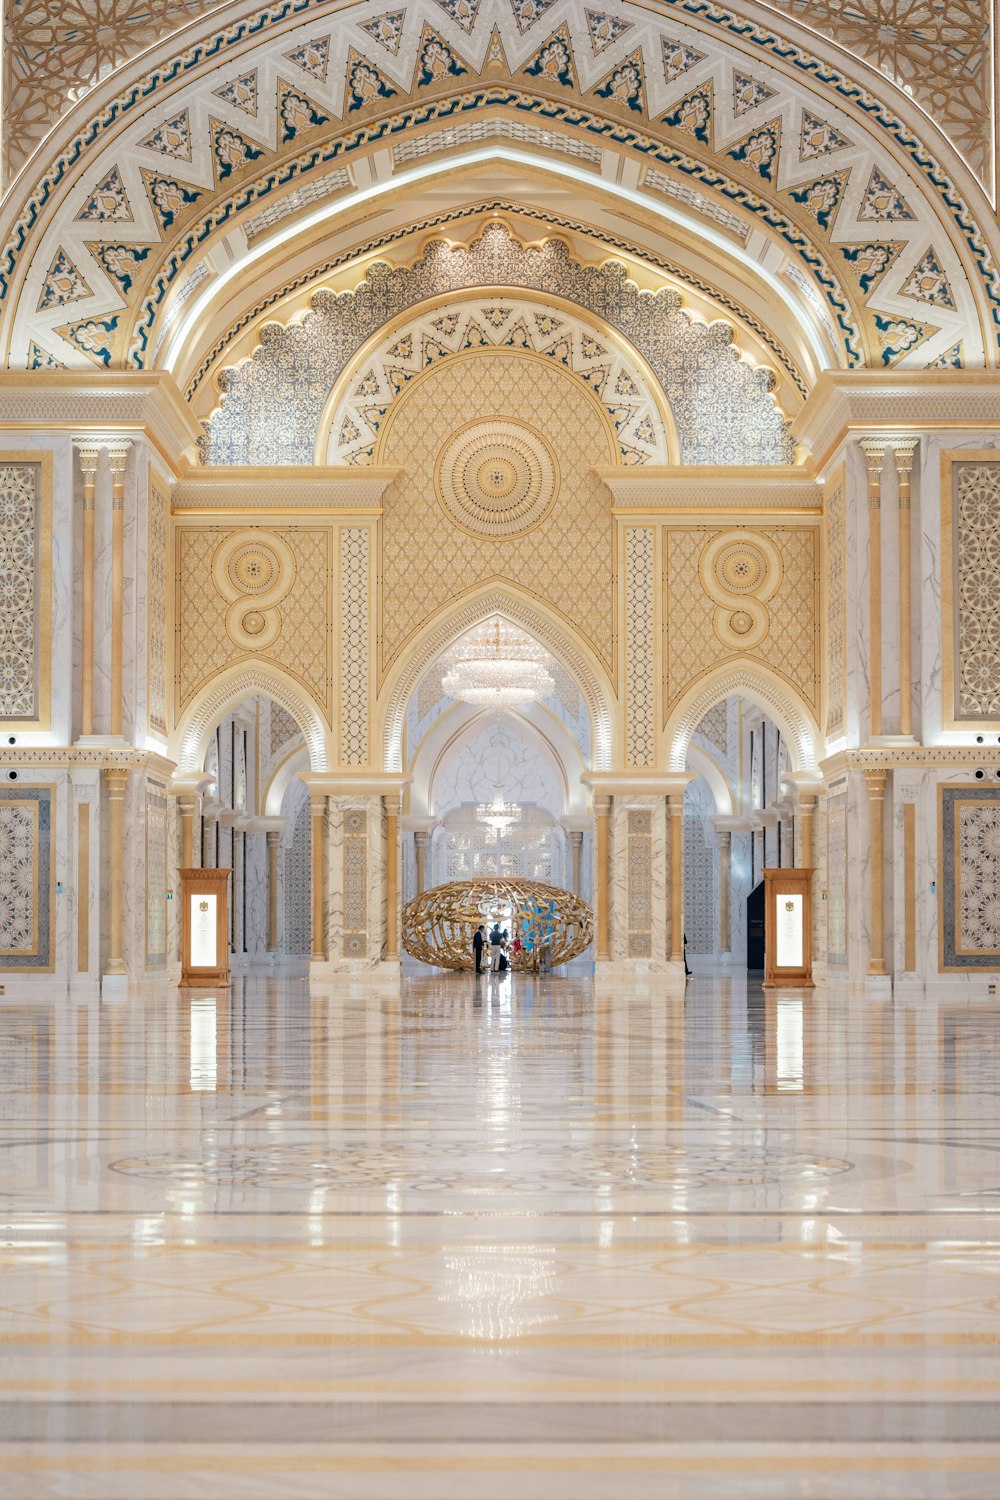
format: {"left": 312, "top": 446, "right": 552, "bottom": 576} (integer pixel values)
{"left": 2, "top": 968, "right": 1000, "bottom": 1498}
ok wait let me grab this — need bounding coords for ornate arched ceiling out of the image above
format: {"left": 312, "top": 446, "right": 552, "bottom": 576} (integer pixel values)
{"left": 4, "top": 0, "right": 993, "bottom": 202}
{"left": 1, "top": 0, "right": 996, "bottom": 382}
{"left": 202, "top": 231, "right": 793, "bottom": 467}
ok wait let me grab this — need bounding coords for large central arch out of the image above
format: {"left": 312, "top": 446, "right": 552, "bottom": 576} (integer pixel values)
{"left": 379, "top": 584, "right": 616, "bottom": 775}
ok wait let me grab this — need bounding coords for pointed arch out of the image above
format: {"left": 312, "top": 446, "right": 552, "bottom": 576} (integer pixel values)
{"left": 686, "top": 744, "right": 734, "bottom": 817}
{"left": 666, "top": 664, "right": 820, "bottom": 774}
{"left": 173, "top": 663, "right": 329, "bottom": 775}
{"left": 379, "top": 585, "right": 615, "bottom": 775}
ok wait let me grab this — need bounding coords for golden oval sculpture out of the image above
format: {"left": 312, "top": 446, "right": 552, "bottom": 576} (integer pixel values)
{"left": 402, "top": 878, "right": 593, "bottom": 971}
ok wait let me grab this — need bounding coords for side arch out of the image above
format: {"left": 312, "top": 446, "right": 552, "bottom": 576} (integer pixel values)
{"left": 686, "top": 743, "right": 734, "bottom": 817}
{"left": 379, "top": 585, "right": 616, "bottom": 775}
{"left": 173, "top": 662, "right": 330, "bottom": 775}
{"left": 665, "top": 664, "right": 820, "bottom": 775}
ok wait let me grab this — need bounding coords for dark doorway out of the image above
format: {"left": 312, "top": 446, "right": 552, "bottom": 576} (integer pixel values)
{"left": 746, "top": 881, "right": 765, "bottom": 971}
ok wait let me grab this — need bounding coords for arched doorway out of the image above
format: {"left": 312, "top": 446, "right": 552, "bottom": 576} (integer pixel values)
{"left": 676, "top": 687, "right": 822, "bottom": 974}
{"left": 398, "top": 613, "right": 595, "bottom": 961}
{"left": 184, "top": 692, "right": 314, "bottom": 972}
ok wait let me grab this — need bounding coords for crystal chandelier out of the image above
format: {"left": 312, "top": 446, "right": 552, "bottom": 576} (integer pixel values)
{"left": 442, "top": 618, "right": 554, "bottom": 710}
{"left": 476, "top": 787, "right": 521, "bottom": 833}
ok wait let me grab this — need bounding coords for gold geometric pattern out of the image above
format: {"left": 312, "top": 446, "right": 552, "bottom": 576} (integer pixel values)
{"left": 435, "top": 419, "right": 558, "bottom": 540}
{"left": 698, "top": 529, "right": 783, "bottom": 652}
{"left": 144, "top": 786, "right": 167, "bottom": 967}
{"left": 956, "top": 801, "right": 1000, "bottom": 954}
{"left": 0, "top": 801, "right": 37, "bottom": 954}
{"left": 0, "top": 463, "right": 37, "bottom": 718}
{"left": 826, "top": 786, "right": 847, "bottom": 966}
{"left": 340, "top": 529, "right": 369, "bottom": 767}
{"left": 953, "top": 462, "right": 1000, "bottom": 718}
{"left": 175, "top": 526, "right": 332, "bottom": 720}
{"left": 269, "top": 702, "right": 301, "bottom": 756}
{"left": 210, "top": 529, "right": 296, "bottom": 654}
{"left": 665, "top": 526, "right": 819, "bottom": 712}
{"left": 625, "top": 528, "right": 655, "bottom": 767}
{"left": 377, "top": 353, "right": 615, "bottom": 676}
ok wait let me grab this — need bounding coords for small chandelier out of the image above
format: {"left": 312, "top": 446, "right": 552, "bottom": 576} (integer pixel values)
{"left": 442, "top": 618, "right": 554, "bottom": 710}
{"left": 476, "top": 787, "right": 521, "bottom": 833}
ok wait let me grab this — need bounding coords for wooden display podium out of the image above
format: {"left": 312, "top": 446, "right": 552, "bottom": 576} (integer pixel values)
{"left": 179, "top": 868, "right": 231, "bottom": 987}
{"left": 762, "top": 867, "right": 815, "bottom": 988}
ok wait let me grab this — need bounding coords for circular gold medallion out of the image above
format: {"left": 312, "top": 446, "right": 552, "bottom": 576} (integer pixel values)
{"left": 435, "top": 419, "right": 558, "bottom": 538}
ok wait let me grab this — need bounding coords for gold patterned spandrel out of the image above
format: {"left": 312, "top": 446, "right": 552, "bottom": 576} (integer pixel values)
{"left": 377, "top": 351, "right": 615, "bottom": 676}
{"left": 664, "top": 524, "right": 819, "bottom": 714}
{"left": 174, "top": 524, "right": 333, "bottom": 720}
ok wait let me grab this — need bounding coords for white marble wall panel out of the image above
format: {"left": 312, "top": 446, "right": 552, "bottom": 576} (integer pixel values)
{"left": 242, "top": 830, "right": 268, "bottom": 960}
{"left": 730, "top": 831, "right": 752, "bottom": 965}
{"left": 165, "top": 795, "right": 180, "bottom": 973}
{"left": 281, "top": 777, "right": 311, "bottom": 956}
{"left": 49, "top": 438, "right": 74, "bottom": 746}
{"left": 846, "top": 770, "right": 871, "bottom": 980}
{"left": 843, "top": 441, "right": 870, "bottom": 747}
{"left": 402, "top": 835, "right": 416, "bottom": 906}
{"left": 609, "top": 799, "right": 628, "bottom": 965}
{"left": 431, "top": 717, "right": 565, "bottom": 819}
{"left": 824, "top": 785, "right": 848, "bottom": 971}
{"left": 811, "top": 793, "right": 827, "bottom": 975}
{"left": 92, "top": 450, "right": 113, "bottom": 737}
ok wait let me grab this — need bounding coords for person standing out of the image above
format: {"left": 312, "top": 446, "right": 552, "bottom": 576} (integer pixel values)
{"left": 489, "top": 922, "right": 503, "bottom": 972}
{"left": 473, "top": 924, "right": 485, "bottom": 974}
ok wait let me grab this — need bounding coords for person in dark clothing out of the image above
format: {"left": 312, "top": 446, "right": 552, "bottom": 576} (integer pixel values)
{"left": 473, "top": 924, "right": 485, "bottom": 973}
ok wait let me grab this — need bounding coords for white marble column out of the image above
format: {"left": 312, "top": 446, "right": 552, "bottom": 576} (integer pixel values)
{"left": 74, "top": 443, "right": 101, "bottom": 739}
{"left": 107, "top": 442, "right": 130, "bottom": 742}
{"left": 414, "top": 829, "right": 430, "bottom": 896}
{"left": 861, "top": 440, "right": 887, "bottom": 740}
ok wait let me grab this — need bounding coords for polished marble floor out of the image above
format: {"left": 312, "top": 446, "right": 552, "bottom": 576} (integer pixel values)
{"left": 2, "top": 966, "right": 1000, "bottom": 1497}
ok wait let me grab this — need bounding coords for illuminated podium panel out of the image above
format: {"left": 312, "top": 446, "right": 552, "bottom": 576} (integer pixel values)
{"left": 762, "top": 868, "right": 815, "bottom": 988}
{"left": 179, "top": 868, "right": 231, "bottom": 988}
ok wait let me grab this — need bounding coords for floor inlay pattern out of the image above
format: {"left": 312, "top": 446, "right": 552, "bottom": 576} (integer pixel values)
{"left": 1, "top": 970, "right": 1000, "bottom": 1498}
